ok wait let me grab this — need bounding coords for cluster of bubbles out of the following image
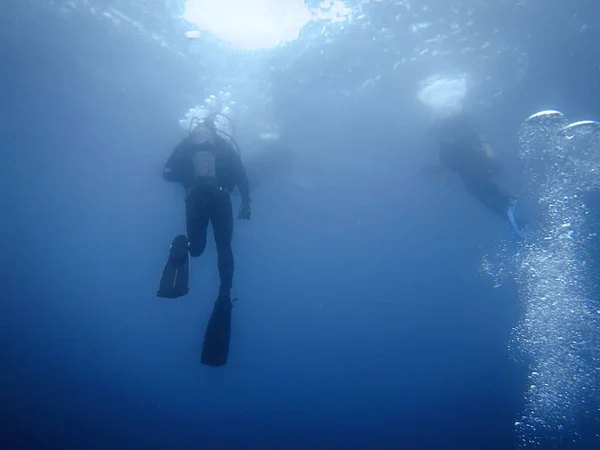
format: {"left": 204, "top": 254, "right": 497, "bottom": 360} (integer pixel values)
{"left": 178, "top": 90, "right": 237, "bottom": 138}
{"left": 417, "top": 74, "right": 469, "bottom": 119}
{"left": 511, "top": 110, "right": 600, "bottom": 447}
{"left": 479, "top": 240, "right": 513, "bottom": 289}
{"left": 178, "top": 90, "right": 284, "bottom": 159}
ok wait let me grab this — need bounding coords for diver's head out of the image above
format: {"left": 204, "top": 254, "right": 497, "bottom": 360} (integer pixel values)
{"left": 190, "top": 117, "right": 217, "bottom": 145}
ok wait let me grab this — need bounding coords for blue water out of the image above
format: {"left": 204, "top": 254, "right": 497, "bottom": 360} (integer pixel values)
{"left": 1, "top": 2, "right": 599, "bottom": 449}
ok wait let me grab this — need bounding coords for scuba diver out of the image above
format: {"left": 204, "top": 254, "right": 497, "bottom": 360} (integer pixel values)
{"left": 157, "top": 114, "right": 251, "bottom": 367}
{"left": 423, "top": 115, "right": 528, "bottom": 234}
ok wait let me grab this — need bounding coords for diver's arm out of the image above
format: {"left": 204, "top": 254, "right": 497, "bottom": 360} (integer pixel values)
{"left": 232, "top": 151, "right": 251, "bottom": 205}
{"left": 162, "top": 140, "right": 187, "bottom": 182}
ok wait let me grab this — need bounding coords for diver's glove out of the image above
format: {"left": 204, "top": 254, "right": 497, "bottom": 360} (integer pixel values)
{"left": 238, "top": 202, "right": 251, "bottom": 220}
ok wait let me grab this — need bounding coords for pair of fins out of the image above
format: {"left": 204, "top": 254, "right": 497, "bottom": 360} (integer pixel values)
{"left": 157, "top": 234, "right": 232, "bottom": 367}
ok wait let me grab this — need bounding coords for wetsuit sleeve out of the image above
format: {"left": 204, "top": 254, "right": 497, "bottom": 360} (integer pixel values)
{"left": 232, "top": 151, "right": 251, "bottom": 204}
{"left": 163, "top": 140, "right": 188, "bottom": 182}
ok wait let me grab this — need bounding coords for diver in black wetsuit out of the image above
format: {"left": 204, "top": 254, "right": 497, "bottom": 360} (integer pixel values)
{"left": 161, "top": 116, "right": 251, "bottom": 299}
{"left": 424, "top": 115, "right": 527, "bottom": 233}
{"left": 157, "top": 116, "right": 251, "bottom": 367}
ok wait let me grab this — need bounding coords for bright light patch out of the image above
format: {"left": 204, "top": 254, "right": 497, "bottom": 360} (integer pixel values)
{"left": 185, "top": 30, "right": 201, "bottom": 39}
{"left": 417, "top": 74, "right": 468, "bottom": 118}
{"left": 183, "top": 0, "right": 351, "bottom": 50}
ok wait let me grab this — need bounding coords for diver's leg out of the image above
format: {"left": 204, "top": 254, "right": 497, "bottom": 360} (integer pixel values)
{"left": 186, "top": 190, "right": 211, "bottom": 257}
{"left": 157, "top": 234, "right": 190, "bottom": 298}
{"left": 201, "top": 190, "right": 235, "bottom": 367}
{"left": 464, "top": 178, "right": 527, "bottom": 232}
{"left": 464, "top": 177, "right": 513, "bottom": 218}
{"left": 210, "top": 191, "right": 235, "bottom": 298}
{"left": 156, "top": 191, "right": 211, "bottom": 299}
{"left": 201, "top": 291, "right": 233, "bottom": 367}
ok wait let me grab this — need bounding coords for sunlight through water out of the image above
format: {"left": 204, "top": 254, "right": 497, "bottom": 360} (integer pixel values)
{"left": 182, "top": 0, "right": 352, "bottom": 50}
{"left": 417, "top": 74, "right": 469, "bottom": 118}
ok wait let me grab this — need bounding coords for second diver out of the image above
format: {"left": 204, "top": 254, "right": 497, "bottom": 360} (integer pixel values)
{"left": 424, "top": 115, "right": 528, "bottom": 234}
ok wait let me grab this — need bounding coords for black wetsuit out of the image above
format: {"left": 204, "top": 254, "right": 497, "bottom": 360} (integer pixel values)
{"left": 163, "top": 136, "right": 250, "bottom": 297}
{"left": 439, "top": 132, "right": 514, "bottom": 218}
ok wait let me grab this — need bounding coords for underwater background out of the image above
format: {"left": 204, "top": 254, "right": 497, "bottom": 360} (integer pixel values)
{"left": 1, "top": 1, "right": 599, "bottom": 449}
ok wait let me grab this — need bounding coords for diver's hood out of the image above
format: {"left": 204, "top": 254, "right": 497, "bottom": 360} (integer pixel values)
{"left": 190, "top": 126, "right": 214, "bottom": 145}
{"left": 188, "top": 114, "right": 240, "bottom": 154}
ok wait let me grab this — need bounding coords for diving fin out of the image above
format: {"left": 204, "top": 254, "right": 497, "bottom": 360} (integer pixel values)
{"left": 157, "top": 234, "right": 189, "bottom": 299}
{"left": 507, "top": 200, "right": 529, "bottom": 236}
{"left": 201, "top": 295, "right": 233, "bottom": 367}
